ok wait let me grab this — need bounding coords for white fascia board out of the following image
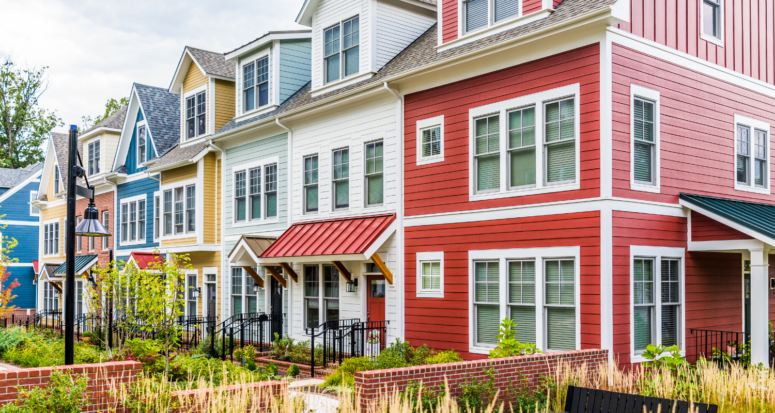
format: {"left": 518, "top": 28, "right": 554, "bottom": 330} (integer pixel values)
{"left": 363, "top": 221, "right": 397, "bottom": 259}
{"left": 227, "top": 239, "right": 262, "bottom": 266}
{"left": 225, "top": 32, "right": 312, "bottom": 61}
{"left": 0, "top": 168, "right": 43, "bottom": 204}
{"left": 397, "top": 0, "right": 436, "bottom": 12}
{"left": 295, "top": 0, "right": 319, "bottom": 26}
{"left": 678, "top": 199, "right": 775, "bottom": 247}
{"left": 113, "top": 86, "right": 142, "bottom": 172}
{"left": 688, "top": 239, "right": 764, "bottom": 252}
{"left": 169, "top": 49, "right": 206, "bottom": 93}
{"left": 159, "top": 244, "right": 221, "bottom": 254}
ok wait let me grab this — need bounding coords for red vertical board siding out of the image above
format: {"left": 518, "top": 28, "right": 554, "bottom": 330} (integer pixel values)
{"left": 442, "top": 0, "right": 458, "bottom": 44}
{"left": 690, "top": 211, "right": 753, "bottom": 241}
{"left": 611, "top": 44, "right": 775, "bottom": 205}
{"left": 523, "top": 0, "right": 542, "bottom": 15}
{"left": 622, "top": 0, "right": 775, "bottom": 86}
{"left": 405, "top": 212, "right": 601, "bottom": 359}
{"left": 404, "top": 44, "right": 600, "bottom": 217}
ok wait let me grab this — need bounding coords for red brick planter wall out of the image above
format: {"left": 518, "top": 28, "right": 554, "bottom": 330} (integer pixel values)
{"left": 0, "top": 360, "right": 142, "bottom": 412}
{"left": 171, "top": 381, "right": 287, "bottom": 413}
{"left": 354, "top": 349, "right": 608, "bottom": 412}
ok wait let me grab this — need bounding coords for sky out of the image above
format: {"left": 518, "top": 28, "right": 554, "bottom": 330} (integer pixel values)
{"left": 0, "top": 0, "right": 307, "bottom": 134}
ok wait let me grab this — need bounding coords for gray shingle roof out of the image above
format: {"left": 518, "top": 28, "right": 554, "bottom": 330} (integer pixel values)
{"left": 83, "top": 105, "right": 128, "bottom": 135}
{"left": 225, "top": 30, "right": 312, "bottom": 56}
{"left": 188, "top": 47, "right": 235, "bottom": 79}
{"left": 149, "top": 142, "right": 208, "bottom": 170}
{"left": 216, "top": 0, "right": 616, "bottom": 136}
{"left": 51, "top": 132, "right": 83, "bottom": 190}
{"left": 0, "top": 167, "right": 36, "bottom": 188}
{"left": 135, "top": 83, "right": 181, "bottom": 156}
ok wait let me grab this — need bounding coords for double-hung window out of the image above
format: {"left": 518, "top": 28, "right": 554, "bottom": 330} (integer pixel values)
{"left": 76, "top": 217, "right": 82, "bottom": 251}
{"left": 243, "top": 57, "right": 269, "bottom": 112}
{"left": 163, "top": 190, "right": 172, "bottom": 235}
{"left": 365, "top": 140, "right": 384, "bottom": 206}
{"left": 30, "top": 191, "right": 40, "bottom": 216}
{"left": 231, "top": 267, "right": 243, "bottom": 315}
{"left": 544, "top": 98, "right": 576, "bottom": 183}
{"left": 249, "top": 168, "right": 261, "bottom": 219}
{"left": 186, "top": 274, "right": 197, "bottom": 317}
{"left": 633, "top": 98, "right": 656, "bottom": 184}
{"left": 323, "top": 265, "right": 340, "bottom": 324}
{"left": 186, "top": 91, "right": 206, "bottom": 139}
{"left": 464, "top": 0, "right": 520, "bottom": 34}
{"left": 508, "top": 107, "right": 536, "bottom": 188}
{"left": 702, "top": 0, "right": 722, "bottom": 41}
{"left": 474, "top": 115, "right": 500, "bottom": 192}
{"left": 734, "top": 115, "right": 770, "bottom": 193}
{"left": 265, "top": 164, "right": 277, "bottom": 218}
{"left": 137, "top": 125, "right": 147, "bottom": 164}
{"left": 332, "top": 148, "right": 349, "bottom": 209}
{"left": 186, "top": 186, "right": 195, "bottom": 232}
{"left": 87, "top": 140, "right": 100, "bottom": 176}
{"left": 233, "top": 161, "right": 278, "bottom": 224}
{"left": 130, "top": 203, "right": 137, "bottom": 241}
{"left": 44, "top": 282, "right": 59, "bottom": 312}
{"left": 324, "top": 16, "right": 359, "bottom": 84}
{"left": 54, "top": 166, "right": 60, "bottom": 193}
{"left": 304, "top": 266, "right": 320, "bottom": 328}
{"left": 161, "top": 183, "right": 195, "bottom": 236}
{"left": 632, "top": 253, "right": 683, "bottom": 360}
{"left": 508, "top": 260, "right": 536, "bottom": 344}
{"left": 473, "top": 261, "right": 500, "bottom": 346}
{"left": 154, "top": 195, "right": 160, "bottom": 240}
{"left": 102, "top": 211, "right": 109, "bottom": 249}
{"left": 121, "top": 198, "right": 146, "bottom": 243}
{"left": 544, "top": 260, "right": 576, "bottom": 351}
{"left": 121, "top": 204, "right": 128, "bottom": 242}
{"left": 235, "top": 170, "right": 247, "bottom": 222}
{"left": 174, "top": 188, "right": 184, "bottom": 234}
{"left": 43, "top": 222, "right": 59, "bottom": 256}
{"left": 304, "top": 155, "right": 319, "bottom": 213}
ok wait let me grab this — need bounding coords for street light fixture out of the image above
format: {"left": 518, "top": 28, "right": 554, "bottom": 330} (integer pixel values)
{"left": 253, "top": 283, "right": 261, "bottom": 294}
{"left": 64, "top": 125, "right": 112, "bottom": 365}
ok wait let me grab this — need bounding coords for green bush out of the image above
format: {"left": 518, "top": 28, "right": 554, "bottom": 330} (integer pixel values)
{"left": 265, "top": 362, "right": 278, "bottom": 377}
{"left": 169, "top": 354, "right": 267, "bottom": 386}
{"left": 424, "top": 350, "right": 463, "bottom": 365}
{"left": 401, "top": 380, "right": 447, "bottom": 413}
{"left": 125, "top": 338, "right": 164, "bottom": 375}
{"left": 270, "top": 333, "right": 323, "bottom": 365}
{"left": 0, "top": 369, "right": 89, "bottom": 413}
{"left": 457, "top": 368, "right": 496, "bottom": 413}
{"left": 488, "top": 318, "right": 541, "bottom": 359}
{"left": 2, "top": 336, "right": 104, "bottom": 368}
{"left": 0, "top": 327, "right": 33, "bottom": 354}
{"left": 286, "top": 364, "right": 300, "bottom": 378}
{"left": 245, "top": 358, "right": 257, "bottom": 371}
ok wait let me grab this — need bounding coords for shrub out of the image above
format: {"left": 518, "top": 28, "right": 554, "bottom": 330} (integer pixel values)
{"left": 233, "top": 344, "right": 257, "bottom": 365}
{"left": 457, "top": 368, "right": 496, "bottom": 413}
{"left": 265, "top": 362, "right": 278, "bottom": 377}
{"left": 0, "top": 369, "right": 89, "bottom": 413}
{"left": 401, "top": 380, "right": 447, "bottom": 413}
{"left": 2, "top": 336, "right": 104, "bottom": 368}
{"left": 286, "top": 364, "right": 300, "bottom": 378}
{"left": 124, "top": 338, "right": 164, "bottom": 375}
{"left": 488, "top": 318, "right": 541, "bottom": 358}
{"left": 424, "top": 350, "right": 463, "bottom": 365}
{"left": 270, "top": 333, "right": 323, "bottom": 365}
{"left": 0, "top": 327, "right": 32, "bottom": 354}
{"left": 245, "top": 358, "right": 257, "bottom": 371}
{"left": 170, "top": 354, "right": 266, "bottom": 386}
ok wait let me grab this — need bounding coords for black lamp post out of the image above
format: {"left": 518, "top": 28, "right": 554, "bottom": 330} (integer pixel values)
{"left": 65, "top": 125, "right": 112, "bottom": 365}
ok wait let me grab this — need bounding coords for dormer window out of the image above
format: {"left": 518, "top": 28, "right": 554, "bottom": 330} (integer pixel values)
{"left": 243, "top": 57, "right": 269, "bottom": 113}
{"left": 87, "top": 139, "right": 100, "bottom": 176}
{"left": 464, "top": 0, "right": 520, "bottom": 34}
{"left": 137, "top": 124, "right": 147, "bottom": 164}
{"left": 186, "top": 90, "right": 206, "bottom": 139}
{"left": 324, "top": 16, "right": 359, "bottom": 84}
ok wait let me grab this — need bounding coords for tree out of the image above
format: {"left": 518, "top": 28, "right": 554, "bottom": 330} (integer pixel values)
{"left": 81, "top": 97, "right": 128, "bottom": 131}
{"left": 0, "top": 58, "right": 62, "bottom": 169}
{"left": 0, "top": 220, "right": 21, "bottom": 318}
{"left": 85, "top": 258, "right": 138, "bottom": 359}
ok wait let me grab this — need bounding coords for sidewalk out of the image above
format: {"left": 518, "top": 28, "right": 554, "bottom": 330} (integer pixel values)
{"left": 289, "top": 378, "right": 339, "bottom": 413}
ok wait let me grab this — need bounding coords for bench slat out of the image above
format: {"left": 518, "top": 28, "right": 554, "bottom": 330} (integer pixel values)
{"left": 592, "top": 389, "right": 604, "bottom": 412}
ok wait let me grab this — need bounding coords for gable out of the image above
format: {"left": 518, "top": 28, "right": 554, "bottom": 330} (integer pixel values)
{"left": 0, "top": 178, "right": 41, "bottom": 221}
{"left": 124, "top": 109, "right": 157, "bottom": 175}
{"left": 183, "top": 63, "right": 207, "bottom": 94}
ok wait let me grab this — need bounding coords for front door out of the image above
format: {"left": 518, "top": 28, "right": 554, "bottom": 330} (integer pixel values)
{"left": 367, "top": 276, "right": 385, "bottom": 322}
{"left": 207, "top": 284, "right": 216, "bottom": 319}
{"left": 270, "top": 275, "right": 283, "bottom": 339}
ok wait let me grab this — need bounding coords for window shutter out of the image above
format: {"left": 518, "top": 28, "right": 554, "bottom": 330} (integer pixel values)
{"left": 494, "top": 0, "right": 520, "bottom": 22}
{"left": 509, "top": 306, "right": 536, "bottom": 344}
{"left": 476, "top": 305, "right": 499, "bottom": 344}
{"left": 546, "top": 141, "right": 575, "bottom": 182}
{"left": 547, "top": 307, "right": 575, "bottom": 350}
{"left": 465, "top": 0, "right": 488, "bottom": 32}
{"left": 634, "top": 141, "right": 652, "bottom": 183}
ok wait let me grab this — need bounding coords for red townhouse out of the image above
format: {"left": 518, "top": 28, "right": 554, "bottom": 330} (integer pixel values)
{"left": 400, "top": 0, "right": 775, "bottom": 367}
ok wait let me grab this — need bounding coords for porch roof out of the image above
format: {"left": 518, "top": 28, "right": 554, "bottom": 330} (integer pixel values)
{"left": 127, "top": 252, "right": 164, "bottom": 270}
{"left": 53, "top": 255, "right": 99, "bottom": 276}
{"left": 679, "top": 193, "right": 775, "bottom": 246}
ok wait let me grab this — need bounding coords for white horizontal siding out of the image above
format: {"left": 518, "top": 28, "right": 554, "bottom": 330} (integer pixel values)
{"left": 310, "top": 0, "right": 371, "bottom": 90}
{"left": 375, "top": 0, "right": 436, "bottom": 69}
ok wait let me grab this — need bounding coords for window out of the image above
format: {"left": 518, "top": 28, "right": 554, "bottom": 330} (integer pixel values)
{"left": 154, "top": 195, "right": 160, "bottom": 240}
{"left": 138, "top": 200, "right": 146, "bottom": 240}
{"left": 130, "top": 203, "right": 137, "bottom": 241}
{"left": 43, "top": 222, "right": 59, "bottom": 256}
{"left": 474, "top": 115, "right": 500, "bottom": 193}
{"left": 304, "top": 155, "right": 318, "bottom": 213}
{"left": 231, "top": 267, "right": 243, "bottom": 315}
{"left": 87, "top": 140, "right": 100, "bottom": 176}
{"left": 470, "top": 84, "right": 579, "bottom": 199}
{"left": 54, "top": 166, "right": 60, "bottom": 193}
{"left": 43, "top": 282, "right": 59, "bottom": 312}
{"left": 544, "top": 259, "right": 576, "bottom": 351}
{"left": 323, "top": 265, "right": 340, "bottom": 324}
{"left": 235, "top": 170, "right": 247, "bottom": 222}
{"left": 509, "top": 260, "right": 536, "bottom": 344}
{"left": 76, "top": 217, "right": 82, "bottom": 251}
{"left": 121, "top": 198, "right": 146, "bottom": 244}
{"left": 186, "top": 274, "right": 197, "bottom": 317}
{"left": 76, "top": 280, "right": 84, "bottom": 318}
{"left": 332, "top": 148, "right": 349, "bottom": 209}
{"left": 233, "top": 161, "right": 278, "bottom": 224}
{"left": 249, "top": 168, "right": 261, "bottom": 219}
{"left": 30, "top": 191, "right": 40, "bottom": 216}
{"left": 174, "top": 188, "right": 184, "bottom": 234}
{"left": 633, "top": 98, "right": 656, "bottom": 184}
{"left": 365, "top": 141, "right": 384, "bottom": 206}
{"left": 265, "top": 164, "right": 277, "bottom": 218}
{"left": 186, "top": 90, "right": 206, "bottom": 139}
{"left": 163, "top": 190, "right": 172, "bottom": 235}
{"left": 102, "top": 211, "right": 109, "bottom": 249}
{"left": 464, "top": 0, "right": 520, "bottom": 34}
{"left": 121, "top": 204, "right": 128, "bottom": 242}
{"left": 423, "top": 128, "right": 441, "bottom": 157}
{"left": 417, "top": 115, "right": 445, "bottom": 165}
{"left": 186, "top": 186, "right": 195, "bottom": 232}
{"left": 245, "top": 268, "right": 260, "bottom": 314}
{"left": 631, "top": 251, "right": 683, "bottom": 361}
{"left": 417, "top": 252, "right": 444, "bottom": 298}
{"left": 473, "top": 261, "right": 499, "bottom": 346}
{"left": 137, "top": 125, "right": 147, "bottom": 164}
{"left": 702, "top": 0, "right": 722, "bottom": 40}
{"left": 324, "top": 16, "right": 359, "bottom": 84}
{"left": 734, "top": 115, "right": 770, "bottom": 194}
{"left": 304, "top": 265, "right": 319, "bottom": 328}
{"left": 243, "top": 57, "right": 269, "bottom": 112}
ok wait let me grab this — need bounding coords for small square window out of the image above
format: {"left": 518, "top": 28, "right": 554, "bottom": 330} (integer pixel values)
{"left": 416, "top": 116, "right": 445, "bottom": 166}
{"left": 416, "top": 252, "right": 444, "bottom": 298}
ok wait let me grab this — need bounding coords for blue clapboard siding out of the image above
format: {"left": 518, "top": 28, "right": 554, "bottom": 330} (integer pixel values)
{"left": 279, "top": 39, "right": 311, "bottom": 104}
{"left": 3, "top": 225, "right": 39, "bottom": 263}
{"left": 0, "top": 189, "right": 7, "bottom": 196}
{"left": 116, "top": 176, "right": 158, "bottom": 251}
{"left": 125, "top": 109, "right": 156, "bottom": 175}
{"left": 6, "top": 266, "right": 35, "bottom": 308}
{"left": 0, "top": 180, "right": 40, "bottom": 222}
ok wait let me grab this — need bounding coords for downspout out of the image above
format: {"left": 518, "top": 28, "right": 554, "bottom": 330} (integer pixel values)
{"left": 383, "top": 82, "right": 404, "bottom": 339}
{"left": 207, "top": 139, "right": 223, "bottom": 322}
{"left": 274, "top": 117, "right": 293, "bottom": 334}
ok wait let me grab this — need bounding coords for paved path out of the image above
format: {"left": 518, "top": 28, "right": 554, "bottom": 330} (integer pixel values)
{"left": 288, "top": 378, "right": 340, "bottom": 413}
{"left": 0, "top": 363, "right": 18, "bottom": 370}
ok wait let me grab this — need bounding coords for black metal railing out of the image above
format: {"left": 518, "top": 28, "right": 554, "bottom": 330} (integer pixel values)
{"left": 689, "top": 328, "right": 775, "bottom": 367}
{"left": 307, "top": 320, "right": 388, "bottom": 377}
{"left": 1, "top": 311, "right": 63, "bottom": 334}
{"left": 210, "top": 312, "right": 284, "bottom": 360}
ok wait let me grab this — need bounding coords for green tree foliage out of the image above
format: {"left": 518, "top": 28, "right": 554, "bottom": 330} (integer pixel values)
{"left": 0, "top": 58, "right": 62, "bottom": 169}
{"left": 488, "top": 318, "right": 541, "bottom": 358}
{"left": 81, "top": 97, "right": 128, "bottom": 131}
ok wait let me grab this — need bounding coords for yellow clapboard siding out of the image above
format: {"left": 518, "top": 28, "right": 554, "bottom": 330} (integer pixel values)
{"left": 216, "top": 159, "right": 221, "bottom": 242}
{"left": 183, "top": 63, "right": 207, "bottom": 94}
{"left": 161, "top": 164, "right": 197, "bottom": 184}
{"left": 46, "top": 166, "right": 58, "bottom": 200}
{"left": 203, "top": 153, "right": 216, "bottom": 245}
{"left": 40, "top": 203, "right": 66, "bottom": 263}
{"left": 161, "top": 237, "right": 198, "bottom": 247}
{"left": 186, "top": 251, "right": 221, "bottom": 319}
{"left": 214, "top": 79, "right": 235, "bottom": 132}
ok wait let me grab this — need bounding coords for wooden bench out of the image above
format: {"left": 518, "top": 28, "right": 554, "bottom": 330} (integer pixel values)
{"left": 564, "top": 386, "right": 718, "bottom": 413}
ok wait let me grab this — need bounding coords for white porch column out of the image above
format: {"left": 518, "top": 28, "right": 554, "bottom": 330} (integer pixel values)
{"left": 749, "top": 246, "right": 770, "bottom": 366}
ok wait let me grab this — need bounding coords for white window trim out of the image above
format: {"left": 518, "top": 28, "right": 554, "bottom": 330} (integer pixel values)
{"left": 459, "top": 0, "right": 524, "bottom": 36}
{"left": 416, "top": 251, "right": 444, "bottom": 298}
{"left": 136, "top": 120, "right": 148, "bottom": 166}
{"left": 416, "top": 116, "right": 445, "bottom": 165}
{"left": 699, "top": 0, "right": 724, "bottom": 47}
{"left": 102, "top": 210, "right": 109, "bottom": 250}
{"left": 183, "top": 85, "right": 209, "bottom": 142}
{"left": 303, "top": 153, "right": 320, "bottom": 215}
{"left": 468, "top": 83, "right": 581, "bottom": 201}
{"left": 120, "top": 194, "right": 147, "bottom": 246}
{"left": 186, "top": 271, "right": 199, "bottom": 317}
{"left": 733, "top": 114, "right": 771, "bottom": 195}
{"left": 30, "top": 191, "right": 40, "bottom": 216}
{"left": 331, "top": 146, "right": 351, "bottom": 212}
{"left": 629, "top": 245, "right": 686, "bottom": 364}
{"left": 153, "top": 191, "right": 161, "bottom": 242}
{"left": 468, "top": 246, "right": 581, "bottom": 355}
{"left": 629, "top": 85, "right": 661, "bottom": 194}
{"left": 42, "top": 218, "right": 60, "bottom": 257}
{"left": 240, "top": 48, "right": 273, "bottom": 117}
{"left": 160, "top": 178, "right": 198, "bottom": 240}
{"left": 363, "top": 135, "right": 386, "bottom": 210}
{"left": 231, "top": 156, "right": 281, "bottom": 227}
{"left": 85, "top": 136, "right": 101, "bottom": 177}
{"left": 322, "top": 14, "right": 361, "bottom": 86}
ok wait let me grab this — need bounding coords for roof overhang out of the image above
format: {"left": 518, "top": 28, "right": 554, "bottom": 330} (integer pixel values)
{"left": 295, "top": 0, "right": 318, "bottom": 26}
{"left": 145, "top": 145, "right": 211, "bottom": 174}
{"left": 0, "top": 167, "right": 42, "bottom": 204}
{"left": 679, "top": 193, "right": 775, "bottom": 248}
{"left": 228, "top": 235, "right": 277, "bottom": 266}
{"left": 53, "top": 255, "right": 100, "bottom": 277}
{"left": 78, "top": 126, "right": 121, "bottom": 142}
{"left": 225, "top": 31, "right": 312, "bottom": 61}
{"left": 35, "top": 262, "right": 63, "bottom": 284}
{"left": 126, "top": 252, "right": 165, "bottom": 270}
{"left": 169, "top": 48, "right": 206, "bottom": 93}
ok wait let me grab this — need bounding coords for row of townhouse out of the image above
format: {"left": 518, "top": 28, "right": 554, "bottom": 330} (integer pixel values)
{"left": 30, "top": 0, "right": 775, "bottom": 367}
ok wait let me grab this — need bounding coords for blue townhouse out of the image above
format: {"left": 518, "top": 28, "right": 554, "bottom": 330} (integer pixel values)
{"left": 107, "top": 83, "right": 180, "bottom": 263}
{"left": 0, "top": 163, "right": 43, "bottom": 311}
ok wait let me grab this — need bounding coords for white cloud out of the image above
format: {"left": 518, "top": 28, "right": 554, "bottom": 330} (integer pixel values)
{"left": 0, "top": 0, "right": 307, "bottom": 133}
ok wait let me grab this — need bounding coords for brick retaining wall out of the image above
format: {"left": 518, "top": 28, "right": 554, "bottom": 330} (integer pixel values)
{"left": 171, "top": 381, "right": 287, "bottom": 412}
{"left": 354, "top": 349, "right": 608, "bottom": 412}
{"left": 0, "top": 360, "right": 142, "bottom": 412}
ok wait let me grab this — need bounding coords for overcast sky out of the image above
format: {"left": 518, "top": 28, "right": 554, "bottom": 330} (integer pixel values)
{"left": 0, "top": 0, "right": 307, "bottom": 134}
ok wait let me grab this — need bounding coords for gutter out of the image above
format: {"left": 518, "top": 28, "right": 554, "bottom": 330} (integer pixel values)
{"left": 209, "top": 4, "right": 621, "bottom": 143}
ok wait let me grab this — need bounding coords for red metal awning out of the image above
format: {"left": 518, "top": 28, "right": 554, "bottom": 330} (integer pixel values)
{"left": 260, "top": 213, "right": 396, "bottom": 261}
{"left": 128, "top": 252, "right": 165, "bottom": 270}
